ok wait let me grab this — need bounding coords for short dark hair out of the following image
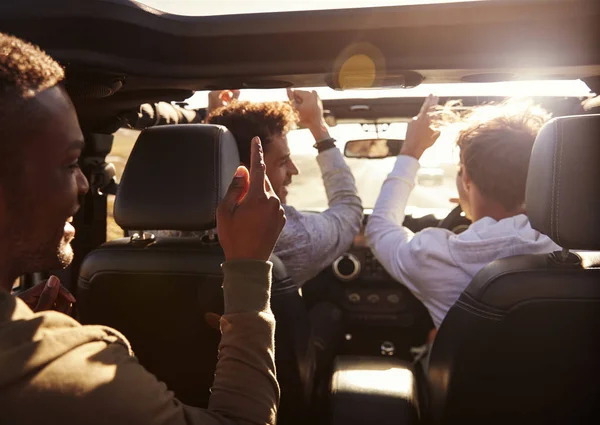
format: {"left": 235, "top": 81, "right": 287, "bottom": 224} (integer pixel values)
{"left": 437, "top": 99, "right": 550, "bottom": 211}
{"left": 207, "top": 100, "right": 298, "bottom": 165}
{"left": 0, "top": 32, "right": 65, "bottom": 177}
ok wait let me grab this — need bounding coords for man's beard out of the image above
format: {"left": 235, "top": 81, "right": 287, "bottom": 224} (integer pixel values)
{"left": 9, "top": 227, "right": 74, "bottom": 280}
{"left": 2, "top": 181, "right": 74, "bottom": 281}
{"left": 57, "top": 236, "right": 75, "bottom": 268}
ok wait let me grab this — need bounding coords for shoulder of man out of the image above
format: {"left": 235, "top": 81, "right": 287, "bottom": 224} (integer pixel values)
{"left": 0, "top": 295, "right": 133, "bottom": 386}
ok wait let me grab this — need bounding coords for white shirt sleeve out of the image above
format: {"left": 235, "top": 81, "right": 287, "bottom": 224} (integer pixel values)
{"left": 274, "top": 147, "right": 363, "bottom": 285}
{"left": 365, "top": 155, "right": 458, "bottom": 326}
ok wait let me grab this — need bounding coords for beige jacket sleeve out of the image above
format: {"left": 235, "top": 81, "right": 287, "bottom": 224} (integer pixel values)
{"left": 3, "top": 260, "right": 278, "bottom": 425}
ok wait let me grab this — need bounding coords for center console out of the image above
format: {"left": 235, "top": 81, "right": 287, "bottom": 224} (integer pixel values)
{"left": 330, "top": 356, "right": 421, "bottom": 425}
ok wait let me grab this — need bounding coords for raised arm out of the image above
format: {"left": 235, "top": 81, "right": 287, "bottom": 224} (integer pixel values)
{"left": 275, "top": 90, "right": 363, "bottom": 284}
{"left": 366, "top": 95, "right": 447, "bottom": 294}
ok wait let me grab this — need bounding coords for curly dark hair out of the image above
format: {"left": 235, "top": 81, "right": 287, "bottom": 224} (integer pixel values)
{"left": 0, "top": 33, "right": 65, "bottom": 178}
{"left": 435, "top": 99, "right": 551, "bottom": 211}
{"left": 207, "top": 100, "right": 298, "bottom": 166}
{"left": 0, "top": 32, "right": 64, "bottom": 118}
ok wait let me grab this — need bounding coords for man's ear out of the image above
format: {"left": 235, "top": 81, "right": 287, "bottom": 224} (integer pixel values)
{"left": 461, "top": 165, "right": 472, "bottom": 194}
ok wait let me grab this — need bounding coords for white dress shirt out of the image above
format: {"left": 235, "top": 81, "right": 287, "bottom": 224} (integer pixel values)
{"left": 366, "top": 155, "right": 560, "bottom": 328}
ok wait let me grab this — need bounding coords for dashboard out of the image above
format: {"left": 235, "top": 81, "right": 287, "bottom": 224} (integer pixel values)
{"left": 302, "top": 216, "right": 436, "bottom": 357}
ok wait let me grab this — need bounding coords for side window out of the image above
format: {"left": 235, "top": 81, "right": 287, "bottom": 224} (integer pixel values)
{"left": 106, "top": 128, "right": 139, "bottom": 241}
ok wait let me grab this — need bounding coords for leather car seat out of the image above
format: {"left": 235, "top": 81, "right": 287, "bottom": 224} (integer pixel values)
{"left": 427, "top": 114, "right": 600, "bottom": 425}
{"left": 77, "top": 125, "right": 315, "bottom": 412}
{"left": 270, "top": 255, "right": 317, "bottom": 423}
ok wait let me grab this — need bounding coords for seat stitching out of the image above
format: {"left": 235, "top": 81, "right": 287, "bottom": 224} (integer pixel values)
{"left": 456, "top": 296, "right": 504, "bottom": 317}
{"left": 455, "top": 301, "right": 503, "bottom": 321}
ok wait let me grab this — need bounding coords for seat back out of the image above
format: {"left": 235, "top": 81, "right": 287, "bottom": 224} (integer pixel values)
{"left": 79, "top": 124, "right": 237, "bottom": 406}
{"left": 428, "top": 252, "right": 600, "bottom": 424}
{"left": 78, "top": 124, "right": 316, "bottom": 408}
{"left": 78, "top": 237, "right": 225, "bottom": 406}
{"left": 78, "top": 237, "right": 303, "bottom": 407}
{"left": 428, "top": 114, "right": 600, "bottom": 425}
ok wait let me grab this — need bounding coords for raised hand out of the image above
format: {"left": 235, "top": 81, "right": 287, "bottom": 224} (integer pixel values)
{"left": 217, "top": 137, "right": 286, "bottom": 262}
{"left": 207, "top": 90, "right": 241, "bottom": 116}
{"left": 400, "top": 94, "right": 440, "bottom": 160}
{"left": 287, "top": 88, "right": 330, "bottom": 141}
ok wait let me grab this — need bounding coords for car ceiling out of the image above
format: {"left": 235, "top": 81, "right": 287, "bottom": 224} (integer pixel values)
{"left": 0, "top": 0, "right": 599, "bottom": 133}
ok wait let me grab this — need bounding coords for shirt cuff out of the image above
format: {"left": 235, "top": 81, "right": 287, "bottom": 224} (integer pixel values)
{"left": 390, "top": 155, "right": 420, "bottom": 181}
{"left": 222, "top": 260, "right": 272, "bottom": 314}
{"left": 316, "top": 147, "right": 347, "bottom": 174}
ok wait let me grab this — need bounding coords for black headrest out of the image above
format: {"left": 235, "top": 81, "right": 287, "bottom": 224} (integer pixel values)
{"left": 115, "top": 124, "right": 239, "bottom": 231}
{"left": 526, "top": 114, "right": 600, "bottom": 250}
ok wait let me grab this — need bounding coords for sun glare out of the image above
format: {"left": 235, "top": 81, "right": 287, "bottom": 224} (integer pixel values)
{"left": 139, "top": 0, "right": 485, "bottom": 17}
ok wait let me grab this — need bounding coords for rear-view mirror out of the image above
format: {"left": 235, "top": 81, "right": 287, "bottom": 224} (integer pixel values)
{"left": 343, "top": 138, "right": 403, "bottom": 159}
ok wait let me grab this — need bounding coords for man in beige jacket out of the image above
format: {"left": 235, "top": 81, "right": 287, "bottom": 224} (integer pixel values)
{"left": 0, "top": 32, "right": 284, "bottom": 425}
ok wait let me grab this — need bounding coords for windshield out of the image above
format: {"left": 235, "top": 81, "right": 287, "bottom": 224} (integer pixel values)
{"left": 286, "top": 123, "right": 459, "bottom": 216}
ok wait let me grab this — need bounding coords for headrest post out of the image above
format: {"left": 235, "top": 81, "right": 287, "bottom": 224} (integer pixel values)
{"left": 207, "top": 229, "right": 216, "bottom": 241}
{"left": 560, "top": 248, "right": 571, "bottom": 262}
{"left": 130, "top": 231, "right": 156, "bottom": 246}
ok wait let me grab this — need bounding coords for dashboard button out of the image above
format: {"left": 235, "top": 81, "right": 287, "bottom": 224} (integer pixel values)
{"left": 348, "top": 293, "right": 361, "bottom": 303}
{"left": 367, "top": 294, "right": 380, "bottom": 304}
{"left": 387, "top": 294, "right": 401, "bottom": 304}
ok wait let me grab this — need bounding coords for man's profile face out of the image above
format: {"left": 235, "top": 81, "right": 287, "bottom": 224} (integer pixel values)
{"left": 2, "top": 86, "right": 89, "bottom": 276}
{"left": 263, "top": 134, "right": 299, "bottom": 204}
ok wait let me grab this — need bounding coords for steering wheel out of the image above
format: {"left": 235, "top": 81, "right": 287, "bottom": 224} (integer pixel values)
{"left": 438, "top": 205, "right": 471, "bottom": 234}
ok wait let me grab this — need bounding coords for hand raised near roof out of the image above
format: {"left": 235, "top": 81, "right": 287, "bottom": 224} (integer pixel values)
{"left": 207, "top": 90, "right": 241, "bottom": 116}
{"left": 400, "top": 94, "right": 440, "bottom": 160}
{"left": 287, "top": 88, "right": 330, "bottom": 141}
{"left": 217, "top": 136, "right": 286, "bottom": 262}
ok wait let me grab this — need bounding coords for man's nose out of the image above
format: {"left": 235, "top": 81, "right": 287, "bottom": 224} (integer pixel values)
{"left": 77, "top": 168, "right": 90, "bottom": 195}
{"left": 289, "top": 159, "right": 300, "bottom": 176}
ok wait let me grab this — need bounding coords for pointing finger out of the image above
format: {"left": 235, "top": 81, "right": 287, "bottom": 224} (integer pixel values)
{"left": 286, "top": 88, "right": 295, "bottom": 102}
{"left": 248, "top": 137, "right": 267, "bottom": 198}
{"left": 420, "top": 94, "right": 438, "bottom": 115}
{"left": 219, "top": 167, "right": 250, "bottom": 214}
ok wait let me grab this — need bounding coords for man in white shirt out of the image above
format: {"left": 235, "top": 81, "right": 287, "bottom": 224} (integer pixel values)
{"left": 366, "top": 95, "right": 560, "bottom": 328}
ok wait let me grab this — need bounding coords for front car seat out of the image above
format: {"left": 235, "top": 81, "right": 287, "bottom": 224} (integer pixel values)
{"left": 427, "top": 114, "right": 600, "bottom": 425}
{"left": 77, "top": 125, "right": 239, "bottom": 406}
{"left": 77, "top": 124, "right": 316, "bottom": 414}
